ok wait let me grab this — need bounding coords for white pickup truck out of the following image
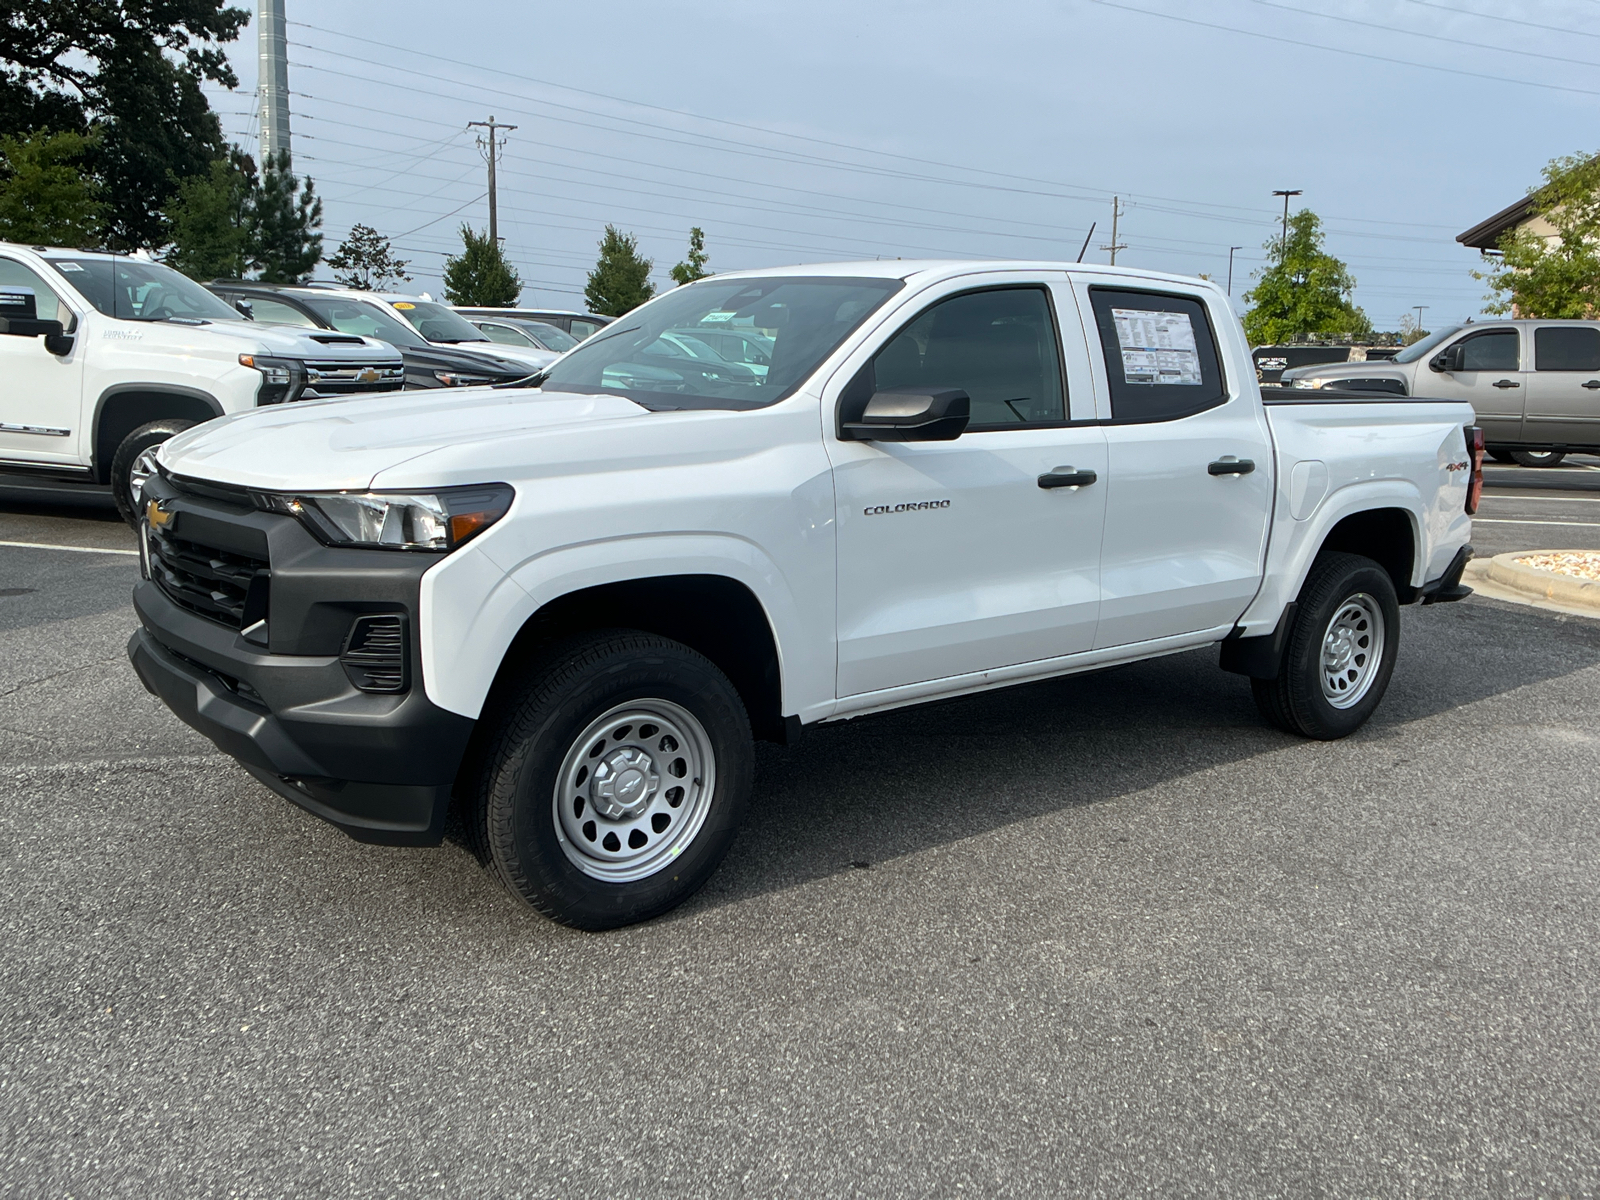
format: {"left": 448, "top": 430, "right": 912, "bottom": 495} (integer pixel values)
{"left": 0, "top": 243, "right": 404, "bottom": 523}
{"left": 127, "top": 260, "right": 1481, "bottom": 930}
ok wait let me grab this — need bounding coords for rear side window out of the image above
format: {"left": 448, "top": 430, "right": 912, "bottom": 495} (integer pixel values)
{"left": 1089, "top": 288, "right": 1226, "bottom": 422}
{"left": 1535, "top": 326, "right": 1600, "bottom": 372}
{"left": 871, "top": 286, "right": 1065, "bottom": 427}
{"left": 1460, "top": 330, "right": 1519, "bottom": 372}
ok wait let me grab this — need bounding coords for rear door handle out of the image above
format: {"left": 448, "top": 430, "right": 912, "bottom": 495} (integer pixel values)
{"left": 1492, "top": 379, "right": 1521, "bottom": 389}
{"left": 1208, "top": 458, "right": 1256, "bottom": 476}
{"left": 1583, "top": 380, "right": 1600, "bottom": 390}
{"left": 1038, "top": 467, "right": 1098, "bottom": 489}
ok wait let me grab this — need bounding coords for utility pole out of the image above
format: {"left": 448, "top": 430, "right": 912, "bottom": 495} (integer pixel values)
{"left": 1227, "top": 246, "right": 1243, "bottom": 296}
{"left": 1272, "top": 189, "right": 1303, "bottom": 261}
{"left": 1414, "top": 305, "right": 1428, "bottom": 335}
{"left": 257, "top": 0, "right": 291, "bottom": 163}
{"left": 1100, "top": 197, "right": 1128, "bottom": 266}
{"left": 467, "top": 115, "right": 518, "bottom": 245}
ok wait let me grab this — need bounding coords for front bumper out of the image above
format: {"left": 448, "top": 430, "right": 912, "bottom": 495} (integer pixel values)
{"left": 128, "top": 474, "right": 475, "bottom": 845}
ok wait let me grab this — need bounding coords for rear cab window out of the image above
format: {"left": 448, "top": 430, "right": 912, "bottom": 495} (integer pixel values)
{"left": 1534, "top": 326, "right": 1600, "bottom": 371}
{"left": 1088, "top": 287, "right": 1227, "bottom": 422}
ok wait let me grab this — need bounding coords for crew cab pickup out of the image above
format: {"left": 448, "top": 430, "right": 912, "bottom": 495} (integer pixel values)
{"left": 1282, "top": 318, "right": 1600, "bottom": 468}
{"left": 0, "top": 243, "right": 404, "bottom": 524}
{"left": 127, "top": 261, "right": 1481, "bottom": 930}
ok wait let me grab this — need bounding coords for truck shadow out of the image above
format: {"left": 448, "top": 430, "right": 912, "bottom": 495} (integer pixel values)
{"left": 689, "top": 595, "right": 1600, "bottom": 915}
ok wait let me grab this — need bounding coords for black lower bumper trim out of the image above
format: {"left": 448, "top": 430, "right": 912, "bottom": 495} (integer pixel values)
{"left": 1421, "top": 544, "right": 1474, "bottom": 605}
{"left": 241, "top": 765, "right": 451, "bottom": 846}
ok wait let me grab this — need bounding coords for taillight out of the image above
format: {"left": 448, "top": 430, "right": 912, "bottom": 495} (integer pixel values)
{"left": 1464, "top": 424, "right": 1485, "bottom": 515}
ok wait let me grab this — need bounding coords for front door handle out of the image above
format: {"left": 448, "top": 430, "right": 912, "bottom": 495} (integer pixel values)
{"left": 1208, "top": 457, "right": 1256, "bottom": 476}
{"left": 1492, "top": 379, "right": 1521, "bottom": 389}
{"left": 1038, "top": 467, "right": 1098, "bottom": 489}
{"left": 1583, "top": 380, "right": 1600, "bottom": 390}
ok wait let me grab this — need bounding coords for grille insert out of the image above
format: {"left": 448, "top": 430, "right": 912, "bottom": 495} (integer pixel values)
{"left": 148, "top": 527, "right": 269, "bottom": 630}
{"left": 341, "top": 615, "right": 408, "bottom": 693}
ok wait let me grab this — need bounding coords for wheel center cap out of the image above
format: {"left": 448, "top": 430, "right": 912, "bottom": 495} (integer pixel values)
{"left": 591, "top": 747, "right": 659, "bottom": 819}
{"left": 1327, "top": 628, "right": 1354, "bottom": 670}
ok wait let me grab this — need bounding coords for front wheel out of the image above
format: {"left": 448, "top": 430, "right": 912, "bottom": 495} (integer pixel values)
{"left": 1509, "top": 449, "right": 1567, "bottom": 468}
{"left": 470, "top": 630, "right": 754, "bottom": 930}
{"left": 110, "top": 419, "right": 195, "bottom": 527}
{"left": 1251, "top": 552, "right": 1400, "bottom": 740}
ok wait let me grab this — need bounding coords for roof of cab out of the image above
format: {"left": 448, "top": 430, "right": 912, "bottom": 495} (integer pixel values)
{"left": 704, "top": 259, "right": 1222, "bottom": 291}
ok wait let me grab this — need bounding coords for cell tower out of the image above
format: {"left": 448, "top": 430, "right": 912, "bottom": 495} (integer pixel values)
{"left": 258, "top": 0, "right": 291, "bottom": 162}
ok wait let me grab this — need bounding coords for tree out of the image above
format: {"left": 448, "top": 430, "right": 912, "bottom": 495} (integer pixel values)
{"left": 585, "top": 225, "right": 655, "bottom": 316}
{"left": 328, "top": 223, "right": 411, "bottom": 290}
{"left": 1476, "top": 151, "right": 1600, "bottom": 318}
{"left": 1, "top": 0, "right": 248, "bottom": 248}
{"left": 247, "top": 150, "right": 322, "bottom": 284}
{"left": 162, "top": 150, "right": 254, "bottom": 280}
{"left": 670, "top": 226, "right": 710, "bottom": 286}
{"left": 441, "top": 225, "right": 521, "bottom": 306}
{"left": 1397, "top": 313, "right": 1430, "bottom": 346}
{"left": 0, "top": 128, "right": 103, "bottom": 245}
{"left": 1242, "top": 210, "right": 1371, "bottom": 345}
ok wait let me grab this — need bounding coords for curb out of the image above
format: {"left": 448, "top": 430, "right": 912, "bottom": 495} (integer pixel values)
{"left": 1462, "top": 552, "right": 1600, "bottom": 620}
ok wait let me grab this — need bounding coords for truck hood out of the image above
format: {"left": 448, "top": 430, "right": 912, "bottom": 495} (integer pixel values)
{"left": 157, "top": 386, "right": 648, "bottom": 492}
{"left": 1281, "top": 360, "right": 1410, "bottom": 384}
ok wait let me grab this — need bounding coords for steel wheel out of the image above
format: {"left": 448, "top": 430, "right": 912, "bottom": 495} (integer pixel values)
{"left": 552, "top": 698, "right": 716, "bottom": 883}
{"left": 1320, "top": 592, "right": 1385, "bottom": 709}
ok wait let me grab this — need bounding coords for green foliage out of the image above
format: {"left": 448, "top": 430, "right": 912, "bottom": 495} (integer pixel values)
{"left": 247, "top": 151, "right": 322, "bottom": 284}
{"left": 585, "top": 225, "right": 655, "bottom": 316}
{"left": 0, "top": 0, "right": 247, "bottom": 248}
{"left": 1475, "top": 151, "right": 1600, "bottom": 318}
{"left": 328, "top": 223, "right": 411, "bottom": 290}
{"left": 670, "top": 226, "right": 710, "bottom": 286}
{"left": 0, "top": 128, "right": 103, "bottom": 245}
{"left": 441, "top": 225, "right": 521, "bottom": 306}
{"left": 1242, "top": 210, "right": 1371, "bottom": 346}
{"left": 162, "top": 151, "right": 253, "bottom": 280}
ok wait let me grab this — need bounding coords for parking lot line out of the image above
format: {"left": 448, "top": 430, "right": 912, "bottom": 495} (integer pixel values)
{"left": 0, "top": 539, "right": 139, "bottom": 556}
{"left": 1480, "top": 495, "right": 1600, "bottom": 504}
{"left": 1472, "top": 518, "right": 1600, "bottom": 527}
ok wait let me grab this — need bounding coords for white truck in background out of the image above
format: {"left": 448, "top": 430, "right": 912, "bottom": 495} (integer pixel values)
{"left": 128, "top": 260, "right": 1481, "bottom": 930}
{"left": 0, "top": 243, "right": 404, "bottom": 524}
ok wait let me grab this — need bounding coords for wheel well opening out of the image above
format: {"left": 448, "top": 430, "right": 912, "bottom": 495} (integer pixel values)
{"left": 1317, "top": 508, "right": 1417, "bottom": 602}
{"left": 93, "top": 392, "right": 218, "bottom": 483}
{"left": 485, "top": 574, "right": 786, "bottom": 744}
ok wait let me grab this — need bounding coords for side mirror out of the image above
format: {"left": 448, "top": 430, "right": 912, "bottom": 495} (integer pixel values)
{"left": 840, "top": 387, "right": 971, "bottom": 442}
{"left": 0, "top": 287, "right": 70, "bottom": 353}
{"left": 44, "top": 330, "right": 74, "bottom": 356}
{"left": 235, "top": 299, "right": 255, "bottom": 318}
{"left": 1430, "top": 343, "right": 1462, "bottom": 373}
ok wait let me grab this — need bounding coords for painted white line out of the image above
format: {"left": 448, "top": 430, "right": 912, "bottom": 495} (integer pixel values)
{"left": 1473, "top": 518, "right": 1600, "bottom": 528}
{"left": 0, "top": 539, "right": 139, "bottom": 556}
{"left": 1481, "top": 495, "right": 1600, "bottom": 504}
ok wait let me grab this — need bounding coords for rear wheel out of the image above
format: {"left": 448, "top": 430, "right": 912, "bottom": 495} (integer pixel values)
{"left": 471, "top": 630, "right": 753, "bottom": 930}
{"left": 1487, "top": 448, "right": 1516, "bottom": 464}
{"left": 1509, "top": 449, "right": 1567, "bottom": 468}
{"left": 110, "top": 419, "right": 194, "bottom": 527}
{"left": 1251, "top": 552, "right": 1400, "bottom": 740}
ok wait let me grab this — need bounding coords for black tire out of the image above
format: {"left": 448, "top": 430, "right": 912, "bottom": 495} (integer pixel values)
{"left": 1250, "top": 552, "right": 1400, "bottom": 741}
{"left": 471, "top": 630, "right": 754, "bottom": 931}
{"left": 110, "top": 419, "right": 195, "bottom": 527}
{"left": 1509, "top": 449, "right": 1567, "bottom": 469}
{"left": 1487, "top": 448, "right": 1516, "bottom": 465}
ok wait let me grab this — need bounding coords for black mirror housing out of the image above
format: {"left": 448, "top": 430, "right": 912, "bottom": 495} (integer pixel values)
{"left": 1430, "top": 343, "right": 1462, "bottom": 373}
{"left": 44, "top": 331, "right": 74, "bottom": 356}
{"left": 840, "top": 387, "right": 971, "bottom": 442}
{"left": 0, "top": 315, "right": 64, "bottom": 339}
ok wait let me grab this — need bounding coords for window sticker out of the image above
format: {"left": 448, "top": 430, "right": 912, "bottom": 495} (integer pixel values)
{"left": 1111, "top": 308, "right": 1202, "bottom": 386}
{"left": 392, "top": 301, "right": 415, "bottom": 309}
{"left": 55, "top": 262, "right": 84, "bottom": 272}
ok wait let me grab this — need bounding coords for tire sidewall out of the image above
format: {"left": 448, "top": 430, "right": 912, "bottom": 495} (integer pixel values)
{"left": 1510, "top": 449, "right": 1566, "bottom": 469}
{"left": 488, "top": 640, "right": 752, "bottom": 930}
{"left": 110, "top": 420, "right": 194, "bottom": 527}
{"left": 1285, "top": 557, "right": 1400, "bottom": 739}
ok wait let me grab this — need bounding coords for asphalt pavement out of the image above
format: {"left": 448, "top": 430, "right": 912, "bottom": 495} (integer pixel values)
{"left": 1, "top": 465, "right": 1598, "bottom": 1198}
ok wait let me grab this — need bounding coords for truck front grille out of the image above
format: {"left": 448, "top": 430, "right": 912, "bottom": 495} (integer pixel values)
{"left": 302, "top": 361, "right": 406, "bottom": 398}
{"left": 148, "top": 526, "right": 269, "bottom": 630}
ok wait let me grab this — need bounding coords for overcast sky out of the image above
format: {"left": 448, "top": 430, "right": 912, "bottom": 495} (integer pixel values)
{"left": 208, "top": 0, "right": 1598, "bottom": 328}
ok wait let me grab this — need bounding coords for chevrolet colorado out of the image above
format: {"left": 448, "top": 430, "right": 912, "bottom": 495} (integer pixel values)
{"left": 127, "top": 261, "right": 1480, "bottom": 929}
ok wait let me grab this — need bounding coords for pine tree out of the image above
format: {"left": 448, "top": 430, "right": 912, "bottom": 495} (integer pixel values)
{"left": 1242, "top": 210, "right": 1371, "bottom": 346}
{"left": 328, "top": 223, "right": 411, "bottom": 290}
{"left": 585, "top": 225, "right": 655, "bottom": 316}
{"left": 670, "top": 226, "right": 710, "bottom": 286}
{"left": 247, "top": 150, "right": 322, "bottom": 284}
{"left": 162, "top": 150, "right": 254, "bottom": 280}
{"left": 0, "top": 129, "right": 104, "bottom": 246}
{"left": 441, "top": 225, "right": 521, "bottom": 306}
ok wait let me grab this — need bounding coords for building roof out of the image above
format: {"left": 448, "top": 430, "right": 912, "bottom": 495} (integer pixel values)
{"left": 1457, "top": 194, "right": 1539, "bottom": 250}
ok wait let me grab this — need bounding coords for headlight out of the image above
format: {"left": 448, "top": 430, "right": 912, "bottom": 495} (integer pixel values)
{"left": 260, "top": 483, "right": 514, "bottom": 551}
{"left": 434, "top": 371, "right": 497, "bottom": 387}
{"left": 239, "top": 353, "right": 303, "bottom": 404}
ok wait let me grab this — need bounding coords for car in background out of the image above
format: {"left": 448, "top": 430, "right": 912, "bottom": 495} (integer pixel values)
{"left": 466, "top": 316, "right": 579, "bottom": 354}
{"left": 362, "top": 295, "right": 554, "bottom": 373}
{"left": 669, "top": 325, "right": 773, "bottom": 379}
{"left": 206, "top": 283, "right": 537, "bottom": 391}
{"left": 454, "top": 306, "right": 612, "bottom": 341}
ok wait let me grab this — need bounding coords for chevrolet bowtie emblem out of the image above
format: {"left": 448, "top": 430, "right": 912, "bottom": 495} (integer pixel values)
{"left": 356, "top": 367, "right": 380, "bottom": 383}
{"left": 146, "top": 499, "right": 174, "bottom": 529}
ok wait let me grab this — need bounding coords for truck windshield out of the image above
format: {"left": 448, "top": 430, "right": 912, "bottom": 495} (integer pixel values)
{"left": 539, "top": 276, "right": 903, "bottom": 410}
{"left": 1392, "top": 325, "right": 1463, "bottom": 363}
{"left": 44, "top": 256, "right": 245, "bottom": 323}
{"left": 390, "top": 300, "right": 492, "bottom": 344}
{"left": 299, "top": 295, "right": 430, "bottom": 348}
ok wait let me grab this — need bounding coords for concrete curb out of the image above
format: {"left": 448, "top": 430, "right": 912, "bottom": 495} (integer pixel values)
{"left": 1462, "top": 553, "right": 1600, "bottom": 620}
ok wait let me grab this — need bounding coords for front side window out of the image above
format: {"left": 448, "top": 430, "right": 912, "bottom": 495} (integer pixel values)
{"left": 569, "top": 318, "right": 607, "bottom": 339}
{"left": 540, "top": 276, "right": 902, "bottom": 411}
{"left": 247, "top": 297, "right": 319, "bottom": 328}
{"left": 476, "top": 321, "right": 538, "bottom": 348}
{"left": 44, "top": 256, "right": 243, "bottom": 323}
{"left": 870, "top": 287, "right": 1065, "bottom": 426}
{"left": 1460, "top": 330, "right": 1520, "bottom": 372}
{"left": 390, "top": 300, "right": 491, "bottom": 344}
{"left": 1535, "top": 326, "right": 1600, "bottom": 372}
{"left": 0, "top": 258, "right": 70, "bottom": 326}
{"left": 1089, "top": 287, "right": 1226, "bottom": 422}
